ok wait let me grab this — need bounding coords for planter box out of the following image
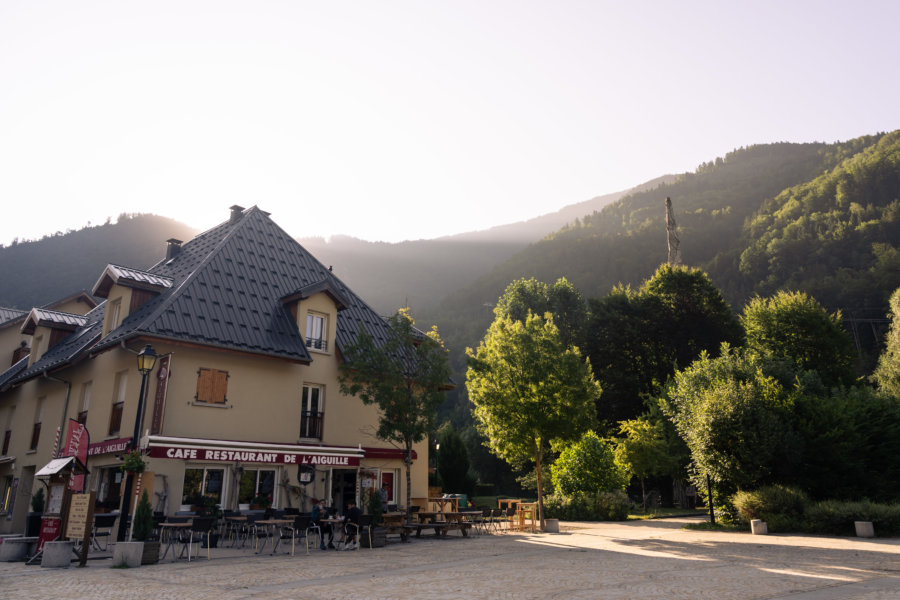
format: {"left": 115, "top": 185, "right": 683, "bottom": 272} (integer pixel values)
{"left": 41, "top": 541, "right": 74, "bottom": 568}
{"left": 113, "top": 541, "right": 144, "bottom": 568}
{"left": 141, "top": 541, "right": 160, "bottom": 565}
{"left": 855, "top": 521, "right": 875, "bottom": 538}
{"left": 751, "top": 520, "right": 768, "bottom": 535}
{"left": 365, "top": 527, "right": 387, "bottom": 548}
{"left": 544, "top": 518, "right": 559, "bottom": 533}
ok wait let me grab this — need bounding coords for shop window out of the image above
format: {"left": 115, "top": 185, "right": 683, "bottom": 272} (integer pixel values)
{"left": 238, "top": 469, "right": 275, "bottom": 506}
{"left": 299, "top": 384, "right": 324, "bottom": 439}
{"left": 196, "top": 368, "right": 228, "bottom": 404}
{"left": 182, "top": 467, "right": 225, "bottom": 506}
{"left": 108, "top": 370, "right": 127, "bottom": 435}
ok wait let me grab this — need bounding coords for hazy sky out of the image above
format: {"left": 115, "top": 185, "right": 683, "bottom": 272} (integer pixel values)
{"left": 1, "top": 1, "right": 898, "bottom": 246}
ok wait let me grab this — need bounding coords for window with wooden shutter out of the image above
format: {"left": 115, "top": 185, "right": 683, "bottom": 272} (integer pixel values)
{"left": 196, "top": 368, "right": 229, "bottom": 404}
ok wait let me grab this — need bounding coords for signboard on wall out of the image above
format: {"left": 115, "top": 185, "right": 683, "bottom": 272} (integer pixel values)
{"left": 148, "top": 445, "right": 361, "bottom": 466}
{"left": 150, "top": 355, "right": 171, "bottom": 435}
{"left": 61, "top": 419, "right": 89, "bottom": 492}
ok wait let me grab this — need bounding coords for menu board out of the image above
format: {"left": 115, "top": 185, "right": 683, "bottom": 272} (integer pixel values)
{"left": 65, "top": 493, "right": 93, "bottom": 539}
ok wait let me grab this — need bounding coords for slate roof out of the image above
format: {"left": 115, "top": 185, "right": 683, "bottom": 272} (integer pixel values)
{"left": 0, "top": 307, "right": 27, "bottom": 329}
{"left": 92, "top": 264, "right": 174, "bottom": 297}
{"left": 9, "top": 304, "right": 104, "bottom": 385}
{"left": 20, "top": 308, "right": 89, "bottom": 334}
{"left": 88, "top": 206, "right": 396, "bottom": 362}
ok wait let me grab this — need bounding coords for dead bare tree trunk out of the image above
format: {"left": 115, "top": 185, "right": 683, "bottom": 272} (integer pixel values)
{"left": 665, "top": 196, "right": 681, "bottom": 265}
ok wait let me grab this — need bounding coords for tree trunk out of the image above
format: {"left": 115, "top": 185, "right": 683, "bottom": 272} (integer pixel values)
{"left": 405, "top": 441, "right": 413, "bottom": 523}
{"left": 535, "top": 439, "right": 545, "bottom": 530}
{"left": 641, "top": 478, "right": 647, "bottom": 512}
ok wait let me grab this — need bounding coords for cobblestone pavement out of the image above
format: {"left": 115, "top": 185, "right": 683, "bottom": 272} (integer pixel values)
{"left": 1, "top": 517, "right": 898, "bottom": 600}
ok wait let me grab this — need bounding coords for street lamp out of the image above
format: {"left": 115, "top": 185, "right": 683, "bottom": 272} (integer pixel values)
{"left": 116, "top": 344, "right": 158, "bottom": 541}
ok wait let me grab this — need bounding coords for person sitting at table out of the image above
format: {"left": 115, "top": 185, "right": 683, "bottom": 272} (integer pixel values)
{"left": 311, "top": 499, "right": 334, "bottom": 550}
{"left": 340, "top": 499, "right": 362, "bottom": 550}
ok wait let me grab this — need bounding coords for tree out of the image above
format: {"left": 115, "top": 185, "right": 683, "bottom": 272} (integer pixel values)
{"left": 466, "top": 313, "right": 600, "bottom": 528}
{"left": 339, "top": 308, "right": 452, "bottom": 521}
{"left": 584, "top": 265, "right": 743, "bottom": 429}
{"left": 436, "top": 425, "right": 475, "bottom": 496}
{"left": 661, "top": 346, "right": 800, "bottom": 496}
{"left": 551, "top": 431, "right": 628, "bottom": 496}
{"left": 874, "top": 287, "right": 900, "bottom": 396}
{"left": 494, "top": 277, "right": 587, "bottom": 350}
{"left": 742, "top": 291, "right": 856, "bottom": 387}
{"left": 615, "top": 417, "right": 674, "bottom": 510}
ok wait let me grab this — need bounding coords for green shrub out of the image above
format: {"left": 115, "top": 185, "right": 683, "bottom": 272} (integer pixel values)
{"left": 132, "top": 490, "right": 154, "bottom": 541}
{"left": 805, "top": 500, "right": 900, "bottom": 537}
{"left": 732, "top": 485, "right": 809, "bottom": 532}
{"left": 543, "top": 490, "right": 631, "bottom": 521}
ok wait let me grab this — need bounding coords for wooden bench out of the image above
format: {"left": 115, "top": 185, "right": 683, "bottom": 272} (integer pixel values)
{"left": 404, "top": 521, "right": 473, "bottom": 538}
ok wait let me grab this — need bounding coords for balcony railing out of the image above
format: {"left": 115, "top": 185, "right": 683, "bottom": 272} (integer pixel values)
{"left": 305, "top": 336, "right": 328, "bottom": 351}
{"left": 300, "top": 411, "right": 324, "bottom": 440}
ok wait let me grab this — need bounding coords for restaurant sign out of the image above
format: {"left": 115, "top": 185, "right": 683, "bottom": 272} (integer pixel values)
{"left": 147, "top": 445, "right": 360, "bottom": 466}
{"left": 87, "top": 437, "right": 131, "bottom": 457}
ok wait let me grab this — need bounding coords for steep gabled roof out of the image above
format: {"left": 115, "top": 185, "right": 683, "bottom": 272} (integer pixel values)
{"left": 92, "top": 264, "right": 174, "bottom": 298}
{"left": 10, "top": 304, "right": 104, "bottom": 385}
{"left": 20, "top": 308, "right": 89, "bottom": 335}
{"left": 0, "top": 307, "right": 27, "bottom": 330}
{"left": 90, "top": 206, "right": 396, "bottom": 362}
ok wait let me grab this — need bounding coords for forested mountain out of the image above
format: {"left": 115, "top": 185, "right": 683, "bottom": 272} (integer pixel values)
{"left": 427, "top": 132, "right": 900, "bottom": 387}
{"left": 300, "top": 176, "right": 672, "bottom": 316}
{"left": 0, "top": 214, "right": 198, "bottom": 310}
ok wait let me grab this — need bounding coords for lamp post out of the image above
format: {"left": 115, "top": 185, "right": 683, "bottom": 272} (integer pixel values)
{"left": 116, "top": 344, "right": 158, "bottom": 541}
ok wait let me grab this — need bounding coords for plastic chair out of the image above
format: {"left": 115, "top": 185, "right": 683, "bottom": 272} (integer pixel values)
{"left": 280, "top": 514, "right": 314, "bottom": 555}
{"left": 357, "top": 514, "right": 374, "bottom": 550}
{"left": 187, "top": 516, "right": 216, "bottom": 561}
{"left": 91, "top": 513, "right": 119, "bottom": 551}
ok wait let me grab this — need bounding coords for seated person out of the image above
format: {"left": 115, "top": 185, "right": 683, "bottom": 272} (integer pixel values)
{"left": 311, "top": 499, "right": 334, "bottom": 550}
{"left": 341, "top": 500, "right": 362, "bottom": 549}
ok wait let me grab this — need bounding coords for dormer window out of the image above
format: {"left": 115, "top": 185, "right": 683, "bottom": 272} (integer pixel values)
{"left": 306, "top": 313, "right": 327, "bottom": 351}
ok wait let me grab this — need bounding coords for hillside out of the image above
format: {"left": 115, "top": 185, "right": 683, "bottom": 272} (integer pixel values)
{"left": 299, "top": 177, "right": 673, "bottom": 315}
{"left": 0, "top": 214, "right": 198, "bottom": 309}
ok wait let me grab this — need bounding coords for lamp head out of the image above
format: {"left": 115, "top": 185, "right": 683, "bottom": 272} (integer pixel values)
{"left": 136, "top": 344, "right": 158, "bottom": 374}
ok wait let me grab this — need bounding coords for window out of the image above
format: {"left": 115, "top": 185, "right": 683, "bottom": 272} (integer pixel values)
{"left": 11, "top": 342, "right": 29, "bottom": 366}
{"left": 105, "top": 298, "right": 122, "bottom": 336}
{"left": 305, "top": 313, "right": 327, "bottom": 351}
{"left": 300, "top": 384, "right": 324, "bottom": 439}
{"left": 30, "top": 397, "right": 44, "bottom": 451}
{"left": 2, "top": 406, "right": 13, "bottom": 455}
{"left": 196, "top": 368, "right": 228, "bottom": 404}
{"left": 77, "top": 381, "right": 91, "bottom": 426}
{"left": 108, "top": 370, "right": 128, "bottom": 435}
{"left": 0, "top": 476, "right": 13, "bottom": 514}
{"left": 182, "top": 467, "right": 225, "bottom": 506}
{"left": 238, "top": 469, "right": 275, "bottom": 505}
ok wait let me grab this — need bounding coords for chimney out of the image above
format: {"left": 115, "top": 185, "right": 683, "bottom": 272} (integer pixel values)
{"left": 166, "top": 238, "right": 183, "bottom": 260}
{"left": 230, "top": 205, "right": 245, "bottom": 224}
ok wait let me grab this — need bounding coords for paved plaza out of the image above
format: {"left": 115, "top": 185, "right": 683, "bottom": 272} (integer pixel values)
{"left": 1, "top": 517, "right": 898, "bottom": 600}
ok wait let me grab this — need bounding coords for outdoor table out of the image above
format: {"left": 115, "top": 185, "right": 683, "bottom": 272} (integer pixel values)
{"left": 428, "top": 497, "right": 457, "bottom": 513}
{"left": 254, "top": 518, "right": 294, "bottom": 554}
{"left": 498, "top": 498, "right": 521, "bottom": 510}
{"left": 416, "top": 511, "right": 443, "bottom": 524}
{"left": 158, "top": 521, "right": 192, "bottom": 561}
{"left": 224, "top": 516, "right": 247, "bottom": 547}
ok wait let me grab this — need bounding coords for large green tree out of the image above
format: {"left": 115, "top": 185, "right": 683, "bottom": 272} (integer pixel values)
{"left": 550, "top": 431, "right": 628, "bottom": 496}
{"left": 584, "top": 265, "right": 743, "bottom": 428}
{"left": 494, "top": 277, "right": 587, "bottom": 349}
{"left": 874, "top": 287, "right": 900, "bottom": 396}
{"left": 466, "top": 313, "right": 599, "bottom": 528}
{"left": 741, "top": 290, "right": 856, "bottom": 387}
{"left": 339, "top": 309, "right": 452, "bottom": 520}
{"left": 436, "top": 425, "right": 475, "bottom": 496}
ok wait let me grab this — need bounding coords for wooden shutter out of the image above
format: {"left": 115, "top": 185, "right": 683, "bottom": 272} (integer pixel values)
{"left": 197, "top": 368, "right": 228, "bottom": 403}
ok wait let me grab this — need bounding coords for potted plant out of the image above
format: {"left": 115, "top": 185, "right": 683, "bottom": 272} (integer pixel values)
{"left": 120, "top": 450, "right": 146, "bottom": 474}
{"left": 132, "top": 490, "right": 159, "bottom": 564}
{"left": 26, "top": 487, "right": 45, "bottom": 537}
{"left": 250, "top": 493, "right": 271, "bottom": 510}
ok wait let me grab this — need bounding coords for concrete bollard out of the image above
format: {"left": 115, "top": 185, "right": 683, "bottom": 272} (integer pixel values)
{"left": 750, "top": 519, "right": 768, "bottom": 535}
{"left": 855, "top": 521, "right": 875, "bottom": 538}
{"left": 41, "top": 541, "right": 74, "bottom": 568}
{"left": 544, "top": 518, "right": 559, "bottom": 533}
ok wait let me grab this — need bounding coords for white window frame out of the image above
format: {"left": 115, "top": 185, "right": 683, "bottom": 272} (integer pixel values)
{"left": 305, "top": 312, "right": 327, "bottom": 351}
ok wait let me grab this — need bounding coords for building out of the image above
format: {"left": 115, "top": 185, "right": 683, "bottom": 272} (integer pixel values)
{"left": 0, "top": 205, "right": 431, "bottom": 533}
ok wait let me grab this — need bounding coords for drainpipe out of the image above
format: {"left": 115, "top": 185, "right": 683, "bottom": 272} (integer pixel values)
{"left": 42, "top": 371, "right": 71, "bottom": 459}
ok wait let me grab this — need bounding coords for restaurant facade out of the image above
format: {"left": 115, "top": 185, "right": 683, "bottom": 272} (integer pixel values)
{"left": 0, "top": 205, "right": 430, "bottom": 535}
